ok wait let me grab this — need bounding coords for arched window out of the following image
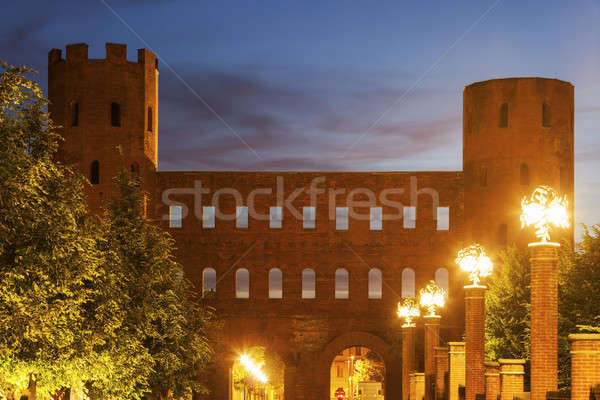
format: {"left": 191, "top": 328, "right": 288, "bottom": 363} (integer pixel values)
{"left": 110, "top": 102, "right": 121, "bottom": 127}
{"left": 480, "top": 166, "right": 488, "bottom": 187}
{"left": 520, "top": 163, "right": 530, "bottom": 186}
{"left": 236, "top": 268, "right": 249, "bottom": 299}
{"left": 90, "top": 160, "right": 100, "bottom": 185}
{"left": 269, "top": 268, "right": 283, "bottom": 299}
{"left": 499, "top": 102, "right": 508, "bottom": 128}
{"left": 147, "top": 106, "right": 153, "bottom": 132}
{"left": 368, "top": 268, "right": 382, "bottom": 299}
{"left": 542, "top": 102, "right": 551, "bottom": 127}
{"left": 202, "top": 268, "right": 216, "bottom": 297}
{"left": 401, "top": 268, "right": 415, "bottom": 298}
{"left": 130, "top": 162, "right": 140, "bottom": 175}
{"left": 302, "top": 268, "right": 316, "bottom": 299}
{"left": 335, "top": 268, "right": 349, "bottom": 299}
{"left": 71, "top": 102, "right": 79, "bottom": 127}
{"left": 435, "top": 268, "right": 449, "bottom": 292}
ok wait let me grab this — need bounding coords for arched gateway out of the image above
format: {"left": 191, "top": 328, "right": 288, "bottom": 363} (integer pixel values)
{"left": 47, "top": 43, "right": 575, "bottom": 400}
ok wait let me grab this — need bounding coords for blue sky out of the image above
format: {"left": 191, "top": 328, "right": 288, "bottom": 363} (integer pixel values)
{"left": 2, "top": 0, "right": 600, "bottom": 236}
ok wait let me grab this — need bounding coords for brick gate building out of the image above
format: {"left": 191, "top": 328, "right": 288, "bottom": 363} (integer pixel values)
{"left": 48, "top": 43, "right": 574, "bottom": 400}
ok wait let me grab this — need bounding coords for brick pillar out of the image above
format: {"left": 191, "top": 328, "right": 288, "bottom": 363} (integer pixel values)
{"left": 425, "top": 316, "right": 442, "bottom": 400}
{"left": 448, "top": 342, "right": 466, "bottom": 400}
{"left": 484, "top": 361, "right": 500, "bottom": 400}
{"left": 435, "top": 346, "right": 450, "bottom": 400}
{"left": 411, "top": 373, "right": 417, "bottom": 400}
{"left": 465, "top": 286, "right": 486, "bottom": 400}
{"left": 415, "top": 373, "right": 426, "bottom": 400}
{"left": 404, "top": 326, "right": 417, "bottom": 400}
{"left": 569, "top": 333, "right": 600, "bottom": 400}
{"left": 499, "top": 359, "right": 525, "bottom": 400}
{"left": 529, "top": 242, "right": 559, "bottom": 400}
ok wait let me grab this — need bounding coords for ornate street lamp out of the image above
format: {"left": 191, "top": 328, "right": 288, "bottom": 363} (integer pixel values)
{"left": 520, "top": 185, "right": 570, "bottom": 400}
{"left": 520, "top": 185, "right": 569, "bottom": 244}
{"left": 419, "top": 281, "right": 447, "bottom": 318}
{"left": 456, "top": 244, "right": 493, "bottom": 288}
{"left": 397, "top": 297, "right": 421, "bottom": 328}
{"left": 456, "top": 244, "right": 493, "bottom": 400}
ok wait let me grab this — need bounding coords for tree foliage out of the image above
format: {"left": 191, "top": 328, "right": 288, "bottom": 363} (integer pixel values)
{"left": 0, "top": 61, "right": 214, "bottom": 399}
{"left": 353, "top": 351, "right": 385, "bottom": 383}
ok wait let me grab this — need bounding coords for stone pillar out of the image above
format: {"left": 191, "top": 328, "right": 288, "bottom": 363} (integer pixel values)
{"left": 435, "top": 346, "right": 450, "bottom": 400}
{"left": 465, "top": 285, "right": 486, "bottom": 400}
{"left": 448, "top": 342, "right": 466, "bottom": 400}
{"left": 425, "top": 316, "right": 441, "bottom": 400}
{"left": 484, "top": 361, "right": 500, "bottom": 400}
{"left": 403, "top": 326, "right": 417, "bottom": 400}
{"left": 529, "top": 242, "right": 559, "bottom": 400}
{"left": 569, "top": 334, "right": 600, "bottom": 400}
{"left": 499, "top": 359, "right": 525, "bottom": 400}
{"left": 415, "top": 373, "right": 426, "bottom": 400}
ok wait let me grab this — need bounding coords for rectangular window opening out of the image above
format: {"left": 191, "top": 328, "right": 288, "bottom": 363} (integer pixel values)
{"left": 236, "top": 206, "right": 248, "bottom": 229}
{"left": 202, "top": 206, "right": 215, "bottom": 229}
{"left": 437, "top": 207, "right": 450, "bottom": 231}
{"left": 336, "top": 207, "right": 349, "bottom": 230}
{"left": 403, "top": 206, "right": 416, "bottom": 229}
{"left": 169, "top": 205, "right": 182, "bottom": 228}
{"left": 303, "top": 206, "right": 316, "bottom": 229}
{"left": 370, "top": 207, "right": 382, "bottom": 231}
{"left": 270, "top": 206, "right": 282, "bottom": 229}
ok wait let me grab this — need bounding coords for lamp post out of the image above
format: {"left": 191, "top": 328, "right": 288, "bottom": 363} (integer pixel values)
{"left": 456, "top": 244, "right": 493, "bottom": 400}
{"left": 420, "top": 281, "right": 447, "bottom": 400}
{"left": 398, "top": 297, "right": 421, "bottom": 400}
{"left": 521, "top": 186, "right": 569, "bottom": 400}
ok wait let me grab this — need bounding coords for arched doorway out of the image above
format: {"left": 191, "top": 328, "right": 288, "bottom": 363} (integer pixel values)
{"left": 330, "top": 346, "right": 385, "bottom": 400}
{"left": 231, "top": 346, "right": 285, "bottom": 400}
{"left": 317, "top": 332, "right": 399, "bottom": 400}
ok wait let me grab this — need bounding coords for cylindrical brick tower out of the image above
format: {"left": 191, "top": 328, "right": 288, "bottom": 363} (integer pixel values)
{"left": 463, "top": 78, "right": 574, "bottom": 251}
{"left": 464, "top": 285, "right": 486, "bottom": 400}
{"left": 48, "top": 43, "right": 158, "bottom": 214}
{"left": 403, "top": 326, "right": 417, "bottom": 400}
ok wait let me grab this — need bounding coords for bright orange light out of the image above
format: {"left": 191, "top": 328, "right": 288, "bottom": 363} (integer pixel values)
{"left": 397, "top": 297, "right": 421, "bottom": 327}
{"left": 456, "top": 244, "right": 493, "bottom": 287}
{"left": 419, "top": 281, "right": 447, "bottom": 317}
{"left": 521, "top": 185, "right": 569, "bottom": 243}
{"left": 240, "top": 354, "right": 268, "bottom": 383}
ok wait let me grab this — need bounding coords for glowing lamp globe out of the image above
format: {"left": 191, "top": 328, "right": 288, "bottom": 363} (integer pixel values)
{"left": 456, "top": 244, "right": 493, "bottom": 287}
{"left": 521, "top": 185, "right": 569, "bottom": 243}
{"left": 239, "top": 354, "right": 268, "bottom": 383}
{"left": 397, "top": 297, "right": 421, "bottom": 327}
{"left": 419, "top": 281, "right": 447, "bottom": 317}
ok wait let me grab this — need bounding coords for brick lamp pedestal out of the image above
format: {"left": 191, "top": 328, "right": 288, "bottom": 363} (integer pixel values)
{"left": 499, "top": 359, "right": 525, "bottom": 400}
{"left": 569, "top": 333, "right": 600, "bottom": 400}
{"left": 465, "top": 285, "right": 487, "bottom": 400}
{"left": 484, "top": 361, "right": 500, "bottom": 400}
{"left": 403, "top": 325, "right": 417, "bottom": 400}
{"left": 529, "top": 242, "right": 560, "bottom": 400}
{"left": 425, "top": 315, "right": 441, "bottom": 400}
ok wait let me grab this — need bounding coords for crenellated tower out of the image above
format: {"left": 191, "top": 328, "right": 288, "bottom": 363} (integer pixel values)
{"left": 48, "top": 42, "right": 158, "bottom": 214}
{"left": 462, "top": 77, "right": 574, "bottom": 251}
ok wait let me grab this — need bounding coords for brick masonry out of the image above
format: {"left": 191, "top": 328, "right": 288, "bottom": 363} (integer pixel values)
{"left": 499, "top": 359, "right": 525, "bottom": 400}
{"left": 403, "top": 326, "right": 417, "bottom": 400}
{"left": 435, "top": 346, "right": 449, "bottom": 400}
{"left": 484, "top": 362, "right": 500, "bottom": 400}
{"left": 465, "top": 286, "right": 486, "bottom": 400}
{"left": 425, "top": 316, "right": 441, "bottom": 400}
{"left": 529, "top": 243, "right": 560, "bottom": 400}
{"left": 449, "top": 342, "right": 466, "bottom": 400}
{"left": 48, "top": 43, "right": 575, "bottom": 400}
{"left": 568, "top": 334, "right": 600, "bottom": 400}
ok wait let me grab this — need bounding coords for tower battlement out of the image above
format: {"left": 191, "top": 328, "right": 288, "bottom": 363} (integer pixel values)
{"left": 48, "top": 42, "right": 158, "bottom": 69}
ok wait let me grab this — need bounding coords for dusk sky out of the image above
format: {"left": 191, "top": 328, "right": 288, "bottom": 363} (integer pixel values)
{"left": 2, "top": 0, "right": 600, "bottom": 237}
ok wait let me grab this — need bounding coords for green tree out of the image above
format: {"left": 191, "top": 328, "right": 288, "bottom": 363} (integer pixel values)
{"left": 0, "top": 61, "right": 104, "bottom": 398}
{"left": 102, "top": 170, "right": 213, "bottom": 399}
{"left": 485, "top": 247, "right": 531, "bottom": 362}
{"left": 353, "top": 351, "right": 385, "bottom": 383}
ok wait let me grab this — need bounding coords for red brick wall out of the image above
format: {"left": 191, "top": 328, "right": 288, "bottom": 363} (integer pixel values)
{"left": 499, "top": 359, "right": 525, "bottom": 400}
{"left": 484, "top": 362, "right": 500, "bottom": 400}
{"left": 404, "top": 327, "right": 417, "bottom": 400}
{"left": 435, "top": 346, "right": 449, "bottom": 400}
{"left": 569, "top": 334, "right": 600, "bottom": 400}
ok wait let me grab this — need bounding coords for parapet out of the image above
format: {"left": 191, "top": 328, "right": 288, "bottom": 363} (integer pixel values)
{"left": 48, "top": 42, "right": 157, "bottom": 69}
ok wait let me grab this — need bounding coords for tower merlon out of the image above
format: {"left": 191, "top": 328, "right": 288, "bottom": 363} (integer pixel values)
{"left": 48, "top": 43, "right": 157, "bottom": 69}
